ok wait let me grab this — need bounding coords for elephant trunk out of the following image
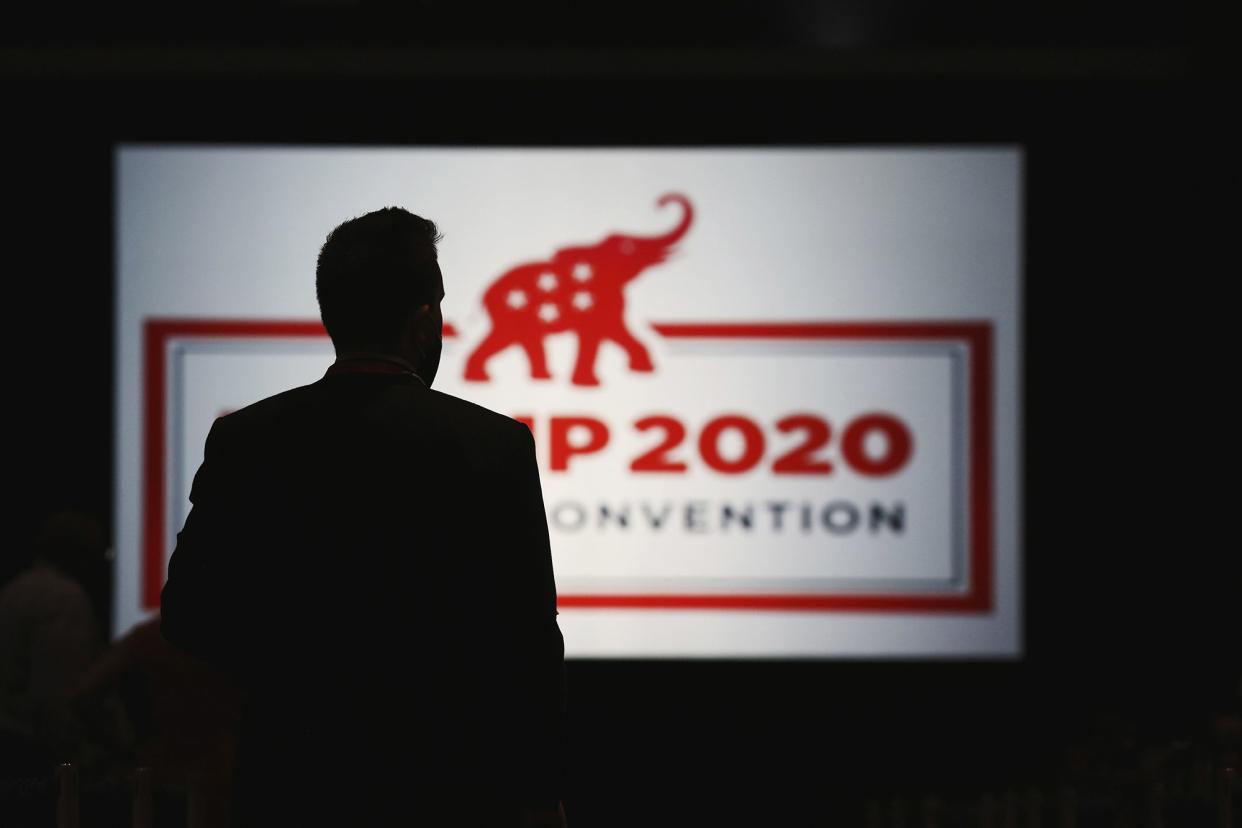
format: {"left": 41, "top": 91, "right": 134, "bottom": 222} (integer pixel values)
{"left": 646, "top": 193, "right": 693, "bottom": 247}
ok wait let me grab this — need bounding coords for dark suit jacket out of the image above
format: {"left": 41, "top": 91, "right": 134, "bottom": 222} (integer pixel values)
{"left": 160, "top": 368, "right": 564, "bottom": 826}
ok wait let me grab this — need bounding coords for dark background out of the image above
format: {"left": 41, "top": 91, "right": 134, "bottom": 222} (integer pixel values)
{"left": 4, "top": 2, "right": 1231, "bottom": 824}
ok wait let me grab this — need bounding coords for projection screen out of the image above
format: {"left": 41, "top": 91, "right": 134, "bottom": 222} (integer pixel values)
{"left": 115, "top": 146, "right": 1022, "bottom": 658}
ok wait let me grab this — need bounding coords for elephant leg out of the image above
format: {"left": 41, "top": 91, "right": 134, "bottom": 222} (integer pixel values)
{"left": 609, "top": 326, "right": 655, "bottom": 372}
{"left": 571, "top": 332, "right": 603, "bottom": 386}
{"left": 520, "top": 336, "right": 553, "bottom": 380}
{"left": 463, "top": 327, "right": 514, "bottom": 381}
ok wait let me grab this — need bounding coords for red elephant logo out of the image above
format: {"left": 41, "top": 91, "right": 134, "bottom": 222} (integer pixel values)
{"left": 464, "top": 193, "right": 693, "bottom": 387}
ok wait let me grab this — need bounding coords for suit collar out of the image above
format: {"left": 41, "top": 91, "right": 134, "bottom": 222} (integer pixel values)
{"left": 325, "top": 354, "right": 427, "bottom": 386}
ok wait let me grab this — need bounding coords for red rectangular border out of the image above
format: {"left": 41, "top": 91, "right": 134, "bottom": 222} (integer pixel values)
{"left": 143, "top": 319, "right": 992, "bottom": 614}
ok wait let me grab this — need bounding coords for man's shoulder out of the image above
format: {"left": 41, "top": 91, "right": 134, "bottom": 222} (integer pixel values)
{"left": 211, "top": 381, "right": 530, "bottom": 446}
{"left": 0, "top": 565, "right": 93, "bottom": 618}
{"left": 213, "top": 382, "right": 320, "bottom": 431}
{"left": 424, "top": 388, "right": 530, "bottom": 442}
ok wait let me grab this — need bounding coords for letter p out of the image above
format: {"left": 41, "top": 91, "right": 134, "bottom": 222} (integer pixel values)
{"left": 550, "top": 416, "right": 610, "bottom": 471}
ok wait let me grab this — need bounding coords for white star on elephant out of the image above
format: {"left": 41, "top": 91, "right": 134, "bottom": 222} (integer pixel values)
{"left": 537, "top": 272, "right": 559, "bottom": 292}
{"left": 571, "top": 291, "right": 593, "bottom": 310}
{"left": 572, "top": 262, "right": 593, "bottom": 282}
{"left": 506, "top": 289, "right": 528, "bottom": 309}
{"left": 538, "top": 303, "right": 560, "bottom": 323}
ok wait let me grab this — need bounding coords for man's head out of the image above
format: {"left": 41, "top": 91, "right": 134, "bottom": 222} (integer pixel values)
{"left": 316, "top": 207, "right": 445, "bottom": 382}
{"left": 34, "top": 510, "right": 107, "bottom": 584}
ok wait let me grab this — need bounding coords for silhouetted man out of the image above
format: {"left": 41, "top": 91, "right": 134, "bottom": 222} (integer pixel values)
{"left": 1, "top": 512, "right": 106, "bottom": 772}
{"left": 160, "top": 208, "right": 566, "bottom": 826}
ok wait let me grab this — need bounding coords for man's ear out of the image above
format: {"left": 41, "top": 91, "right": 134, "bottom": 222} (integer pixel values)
{"left": 412, "top": 302, "right": 432, "bottom": 324}
{"left": 395, "top": 306, "right": 421, "bottom": 346}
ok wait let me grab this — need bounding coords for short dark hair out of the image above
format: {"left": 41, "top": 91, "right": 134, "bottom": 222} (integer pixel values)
{"left": 316, "top": 207, "right": 443, "bottom": 350}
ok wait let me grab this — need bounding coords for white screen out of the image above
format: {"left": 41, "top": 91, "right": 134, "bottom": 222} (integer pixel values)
{"left": 115, "top": 146, "right": 1022, "bottom": 658}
